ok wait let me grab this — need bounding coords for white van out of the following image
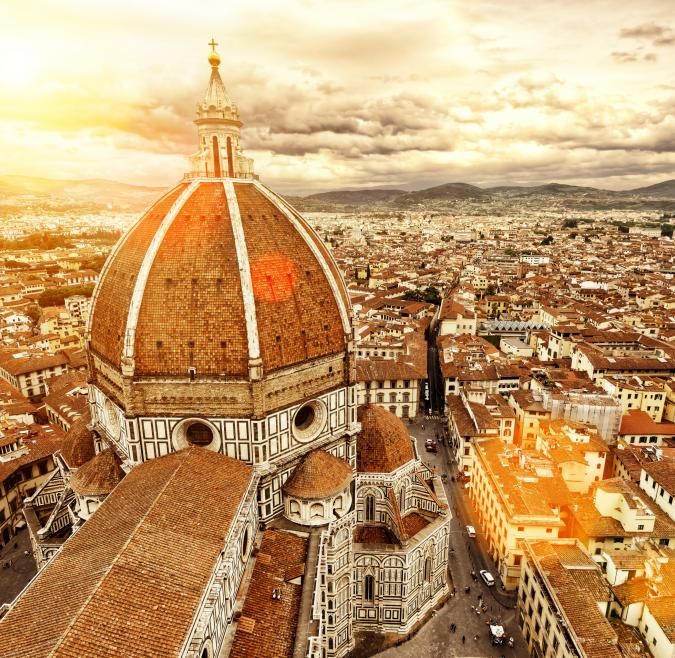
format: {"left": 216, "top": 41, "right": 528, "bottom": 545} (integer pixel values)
{"left": 466, "top": 525, "right": 476, "bottom": 538}
{"left": 480, "top": 570, "right": 495, "bottom": 586}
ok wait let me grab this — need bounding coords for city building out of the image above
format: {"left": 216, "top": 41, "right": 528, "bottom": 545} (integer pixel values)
{"left": 518, "top": 540, "right": 622, "bottom": 658}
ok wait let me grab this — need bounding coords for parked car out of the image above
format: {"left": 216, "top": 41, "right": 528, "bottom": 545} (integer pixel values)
{"left": 424, "top": 439, "right": 437, "bottom": 453}
{"left": 466, "top": 525, "right": 476, "bottom": 538}
{"left": 480, "top": 569, "right": 495, "bottom": 586}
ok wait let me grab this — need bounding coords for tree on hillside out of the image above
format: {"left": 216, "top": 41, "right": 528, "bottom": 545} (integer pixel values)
{"left": 403, "top": 286, "right": 442, "bottom": 305}
{"left": 38, "top": 283, "right": 95, "bottom": 308}
{"left": 79, "top": 253, "right": 109, "bottom": 273}
{"left": 422, "top": 286, "right": 442, "bottom": 305}
{"left": 24, "top": 304, "right": 41, "bottom": 324}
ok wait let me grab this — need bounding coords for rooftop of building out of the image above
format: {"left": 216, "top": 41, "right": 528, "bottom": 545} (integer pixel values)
{"left": 282, "top": 449, "right": 352, "bottom": 500}
{"left": 619, "top": 410, "right": 675, "bottom": 436}
{"left": 357, "top": 404, "right": 414, "bottom": 473}
{"left": 0, "top": 448, "right": 255, "bottom": 658}
{"left": 229, "top": 529, "right": 308, "bottom": 658}
{"left": 474, "top": 438, "right": 569, "bottom": 519}
{"left": 526, "top": 540, "right": 622, "bottom": 658}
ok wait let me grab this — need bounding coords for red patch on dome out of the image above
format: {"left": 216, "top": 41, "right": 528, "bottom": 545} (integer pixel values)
{"left": 250, "top": 253, "right": 298, "bottom": 303}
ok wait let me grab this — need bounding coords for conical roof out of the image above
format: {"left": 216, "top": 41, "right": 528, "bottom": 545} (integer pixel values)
{"left": 202, "top": 65, "right": 231, "bottom": 110}
{"left": 357, "top": 404, "right": 414, "bottom": 473}
{"left": 70, "top": 448, "right": 125, "bottom": 497}
{"left": 283, "top": 449, "right": 352, "bottom": 500}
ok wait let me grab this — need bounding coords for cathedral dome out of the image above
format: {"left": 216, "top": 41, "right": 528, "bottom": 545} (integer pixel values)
{"left": 357, "top": 404, "right": 414, "bottom": 473}
{"left": 88, "top": 180, "right": 350, "bottom": 386}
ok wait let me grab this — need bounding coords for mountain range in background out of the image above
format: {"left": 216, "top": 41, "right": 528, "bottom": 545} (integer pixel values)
{"left": 0, "top": 175, "right": 166, "bottom": 213}
{"left": 1, "top": 174, "right": 675, "bottom": 214}
{"left": 290, "top": 179, "right": 675, "bottom": 205}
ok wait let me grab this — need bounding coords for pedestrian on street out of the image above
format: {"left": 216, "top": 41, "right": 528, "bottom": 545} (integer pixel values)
{"left": 474, "top": 634, "right": 479, "bottom": 641}
{"left": 461, "top": 636, "right": 465, "bottom": 644}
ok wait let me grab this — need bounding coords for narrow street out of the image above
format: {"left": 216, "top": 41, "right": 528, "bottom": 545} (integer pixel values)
{"left": 372, "top": 414, "right": 526, "bottom": 658}
{"left": 425, "top": 321, "right": 445, "bottom": 416}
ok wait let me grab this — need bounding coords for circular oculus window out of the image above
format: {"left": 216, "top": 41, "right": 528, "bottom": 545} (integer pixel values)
{"left": 186, "top": 422, "right": 214, "bottom": 447}
{"left": 292, "top": 400, "right": 326, "bottom": 443}
{"left": 172, "top": 418, "right": 220, "bottom": 452}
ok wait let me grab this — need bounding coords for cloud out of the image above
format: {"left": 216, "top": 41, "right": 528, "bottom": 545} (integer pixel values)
{"left": 620, "top": 22, "right": 670, "bottom": 39}
{"left": 619, "top": 21, "right": 675, "bottom": 48}
{"left": 1, "top": 0, "right": 675, "bottom": 192}
{"left": 612, "top": 49, "right": 658, "bottom": 63}
{"left": 612, "top": 51, "right": 640, "bottom": 63}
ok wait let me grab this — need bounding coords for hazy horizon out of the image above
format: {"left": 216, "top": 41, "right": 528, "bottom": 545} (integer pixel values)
{"left": 2, "top": 0, "right": 675, "bottom": 194}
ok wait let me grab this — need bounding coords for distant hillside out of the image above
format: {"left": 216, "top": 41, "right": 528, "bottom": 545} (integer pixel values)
{"left": 627, "top": 179, "right": 675, "bottom": 197}
{"left": 304, "top": 188, "right": 405, "bottom": 205}
{"left": 489, "top": 182, "right": 613, "bottom": 196}
{"left": 2, "top": 174, "right": 675, "bottom": 216}
{"left": 395, "top": 182, "right": 490, "bottom": 205}
{"left": 0, "top": 175, "right": 165, "bottom": 212}
{"left": 288, "top": 177, "right": 675, "bottom": 210}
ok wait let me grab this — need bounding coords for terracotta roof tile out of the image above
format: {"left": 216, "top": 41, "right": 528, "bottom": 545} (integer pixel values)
{"left": 235, "top": 183, "right": 346, "bottom": 372}
{"left": 229, "top": 529, "right": 308, "bottom": 658}
{"left": 89, "top": 180, "right": 348, "bottom": 379}
{"left": 401, "top": 511, "right": 431, "bottom": 537}
{"left": 60, "top": 409, "right": 95, "bottom": 469}
{"left": 69, "top": 448, "right": 125, "bottom": 496}
{"left": 0, "top": 448, "right": 255, "bottom": 658}
{"left": 89, "top": 183, "right": 187, "bottom": 368}
{"left": 357, "top": 404, "right": 414, "bottom": 473}
{"left": 282, "top": 449, "right": 352, "bottom": 499}
{"left": 353, "top": 525, "right": 400, "bottom": 545}
{"left": 134, "top": 182, "right": 248, "bottom": 376}
{"left": 619, "top": 410, "right": 675, "bottom": 437}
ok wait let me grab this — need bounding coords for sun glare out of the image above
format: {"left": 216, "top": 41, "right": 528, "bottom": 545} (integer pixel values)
{"left": 0, "top": 39, "right": 40, "bottom": 91}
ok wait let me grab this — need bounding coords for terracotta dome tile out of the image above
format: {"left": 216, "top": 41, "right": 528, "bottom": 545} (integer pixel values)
{"left": 282, "top": 449, "right": 352, "bottom": 500}
{"left": 235, "top": 183, "right": 346, "bottom": 372}
{"left": 60, "top": 410, "right": 95, "bottom": 470}
{"left": 134, "top": 183, "right": 248, "bottom": 376}
{"left": 357, "top": 404, "right": 414, "bottom": 473}
{"left": 88, "top": 180, "right": 349, "bottom": 381}
{"left": 70, "top": 448, "right": 125, "bottom": 497}
{"left": 89, "top": 184, "right": 188, "bottom": 367}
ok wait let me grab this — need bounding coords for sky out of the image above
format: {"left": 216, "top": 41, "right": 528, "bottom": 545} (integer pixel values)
{"left": 1, "top": 0, "right": 675, "bottom": 194}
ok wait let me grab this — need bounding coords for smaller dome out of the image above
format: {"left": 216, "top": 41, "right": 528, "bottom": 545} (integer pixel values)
{"left": 60, "top": 411, "right": 95, "bottom": 470}
{"left": 70, "top": 448, "right": 125, "bottom": 497}
{"left": 357, "top": 404, "right": 414, "bottom": 473}
{"left": 283, "top": 449, "right": 352, "bottom": 500}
